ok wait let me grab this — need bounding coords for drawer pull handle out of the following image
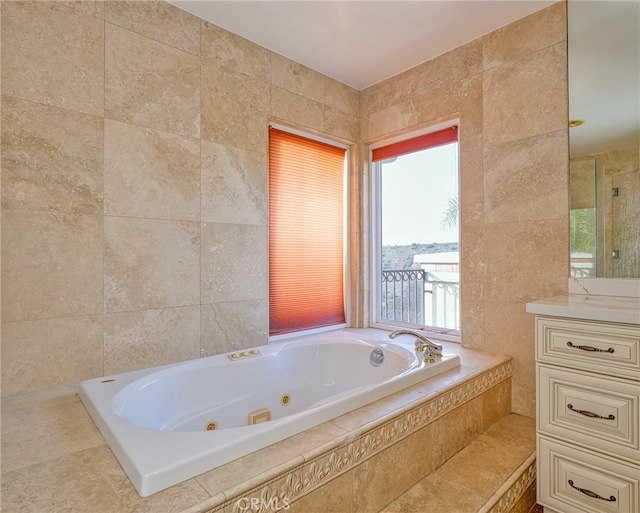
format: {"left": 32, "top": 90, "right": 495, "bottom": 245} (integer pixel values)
{"left": 568, "top": 480, "right": 616, "bottom": 502}
{"left": 567, "top": 404, "right": 615, "bottom": 420}
{"left": 567, "top": 341, "right": 614, "bottom": 353}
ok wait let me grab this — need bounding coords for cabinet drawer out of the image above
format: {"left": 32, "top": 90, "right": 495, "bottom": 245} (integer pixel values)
{"left": 536, "top": 317, "right": 640, "bottom": 379}
{"left": 538, "top": 436, "right": 639, "bottom": 513}
{"left": 538, "top": 364, "right": 640, "bottom": 463}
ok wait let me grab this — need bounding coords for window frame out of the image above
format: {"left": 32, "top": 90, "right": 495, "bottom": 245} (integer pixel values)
{"left": 268, "top": 123, "right": 351, "bottom": 342}
{"left": 369, "top": 122, "right": 461, "bottom": 343}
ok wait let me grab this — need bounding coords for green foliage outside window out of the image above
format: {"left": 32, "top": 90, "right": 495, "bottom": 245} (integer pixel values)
{"left": 570, "top": 208, "right": 596, "bottom": 254}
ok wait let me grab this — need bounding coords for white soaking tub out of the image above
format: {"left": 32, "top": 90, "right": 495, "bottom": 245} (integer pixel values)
{"left": 79, "top": 329, "right": 460, "bottom": 496}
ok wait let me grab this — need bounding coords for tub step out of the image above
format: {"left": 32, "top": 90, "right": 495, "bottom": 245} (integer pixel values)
{"left": 379, "top": 414, "right": 538, "bottom": 513}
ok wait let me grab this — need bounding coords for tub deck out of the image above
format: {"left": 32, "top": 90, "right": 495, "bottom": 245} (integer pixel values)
{"left": 1, "top": 331, "right": 535, "bottom": 513}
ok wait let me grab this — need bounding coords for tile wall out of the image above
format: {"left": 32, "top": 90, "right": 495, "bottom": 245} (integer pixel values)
{"left": 360, "top": 1, "right": 569, "bottom": 416}
{"left": 1, "top": 0, "right": 569, "bottom": 416}
{"left": 0, "top": 0, "right": 359, "bottom": 395}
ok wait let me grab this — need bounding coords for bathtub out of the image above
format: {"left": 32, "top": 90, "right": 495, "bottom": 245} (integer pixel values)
{"left": 79, "top": 329, "right": 460, "bottom": 496}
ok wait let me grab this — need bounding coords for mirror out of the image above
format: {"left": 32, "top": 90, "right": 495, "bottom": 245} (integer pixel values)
{"left": 568, "top": 0, "right": 639, "bottom": 279}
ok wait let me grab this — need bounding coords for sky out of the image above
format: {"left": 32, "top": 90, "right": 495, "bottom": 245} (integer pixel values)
{"left": 380, "top": 142, "right": 459, "bottom": 246}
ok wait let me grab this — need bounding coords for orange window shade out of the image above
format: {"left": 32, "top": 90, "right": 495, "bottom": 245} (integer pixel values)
{"left": 372, "top": 126, "right": 458, "bottom": 162}
{"left": 269, "top": 128, "right": 346, "bottom": 336}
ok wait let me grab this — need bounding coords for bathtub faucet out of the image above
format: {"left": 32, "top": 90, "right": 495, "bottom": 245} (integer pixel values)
{"left": 388, "top": 329, "right": 443, "bottom": 363}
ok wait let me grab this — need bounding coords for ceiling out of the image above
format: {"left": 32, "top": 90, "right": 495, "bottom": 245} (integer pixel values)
{"left": 169, "top": 0, "right": 559, "bottom": 90}
{"left": 168, "top": 0, "right": 639, "bottom": 157}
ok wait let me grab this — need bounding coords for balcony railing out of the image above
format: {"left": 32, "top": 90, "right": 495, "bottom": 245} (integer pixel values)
{"left": 381, "top": 269, "right": 460, "bottom": 330}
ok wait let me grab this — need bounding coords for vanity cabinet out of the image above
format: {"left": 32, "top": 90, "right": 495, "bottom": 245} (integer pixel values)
{"left": 533, "top": 314, "right": 640, "bottom": 513}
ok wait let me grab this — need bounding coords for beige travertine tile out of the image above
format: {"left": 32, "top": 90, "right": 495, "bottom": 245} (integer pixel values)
{"left": 359, "top": 115, "right": 371, "bottom": 145}
{"left": 58, "top": 0, "right": 104, "bottom": 19}
{"left": 484, "top": 413, "right": 536, "bottom": 452}
{"left": 1, "top": 96, "right": 104, "bottom": 215}
{"left": 328, "top": 387, "right": 424, "bottom": 433}
{"left": 324, "top": 77, "right": 359, "bottom": 117}
{"left": 1, "top": 384, "right": 79, "bottom": 413}
{"left": 1, "top": 1, "right": 104, "bottom": 116}
{"left": 453, "top": 346, "right": 508, "bottom": 372}
{"left": 428, "top": 396, "right": 484, "bottom": 469}
{"left": 570, "top": 157, "right": 597, "bottom": 209}
{"left": 201, "top": 60, "right": 269, "bottom": 152}
{"left": 484, "top": 219, "right": 568, "bottom": 303}
{"left": 201, "top": 21, "right": 270, "bottom": 81}
{"left": 359, "top": 88, "right": 370, "bottom": 120}
{"left": 104, "top": 306, "right": 200, "bottom": 375}
{"left": 105, "top": 0, "right": 200, "bottom": 55}
{"left": 367, "top": 99, "right": 419, "bottom": 140}
{"left": 379, "top": 473, "right": 486, "bottom": 513}
{"left": 200, "top": 223, "right": 268, "bottom": 304}
{"left": 484, "top": 302, "right": 535, "bottom": 391}
{"left": 483, "top": 43, "right": 567, "bottom": 146}
{"left": 196, "top": 421, "right": 346, "bottom": 496}
{"left": 484, "top": 130, "right": 568, "bottom": 224}
{"left": 200, "top": 300, "right": 268, "bottom": 356}
{"left": 460, "top": 300, "right": 486, "bottom": 350}
{"left": 366, "top": 67, "right": 418, "bottom": 115}
{"left": 0, "top": 445, "right": 210, "bottom": 513}
{"left": 459, "top": 79, "right": 485, "bottom": 149}
{"left": 433, "top": 433, "right": 532, "bottom": 499}
{"left": 416, "top": 37, "right": 483, "bottom": 95}
{"left": 1, "top": 209, "right": 103, "bottom": 322}
{"left": 271, "top": 53, "right": 325, "bottom": 104}
{"left": 104, "top": 119, "right": 201, "bottom": 221}
{"left": 460, "top": 204, "right": 486, "bottom": 304}
{"left": 270, "top": 86, "right": 324, "bottom": 134}
{"left": 483, "top": 1, "right": 567, "bottom": 70}
{"left": 481, "top": 379, "right": 512, "bottom": 430}
{"left": 512, "top": 384, "right": 537, "bottom": 419}
{"left": 105, "top": 23, "right": 200, "bottom": 138}
{"left": 289, "top": 471, "right": 353, "bottom": 513}
{"left": 461, "top": 257, "right": 486, "bottom": 305}
{"left": 352, "top": 426, "right": 435, "bottom": 513}
{"left": 1, "top": 389, "right": 104, "bottom": 472}
{"left": 1, "top": 315, "right": 103, "bottom": 396}
{"left": 416, "top": 74, "right": 480, "bottom": 127}
{"left": 104, "top": 217, "right": 200, "bottom": 312}
{"left": 408, "top": 365, "right": 478, "bottom": 397}
{"left": 508, "top": 480, "right": 538, "bottom": 513}
{"left": 200, "top": 140, "right": 267, "bottom": 225}
{"left": 323, "top": 106, "right": 359, "bottom": 143}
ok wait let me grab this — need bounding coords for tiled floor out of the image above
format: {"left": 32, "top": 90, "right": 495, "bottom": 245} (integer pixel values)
{"left": 380, "top": 413, "right": 536, "bottom": 513}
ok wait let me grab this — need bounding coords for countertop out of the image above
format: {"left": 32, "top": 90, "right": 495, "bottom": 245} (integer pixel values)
{"left": 526, "top": 294, "right": 640, "bottom": 325}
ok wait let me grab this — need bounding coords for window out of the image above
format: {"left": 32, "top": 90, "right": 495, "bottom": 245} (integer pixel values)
{"left": 268, "top": 127, "right": 347, "bottom": 336}
{"left": 371, "top": 126, "right": 460, "bottom": 336}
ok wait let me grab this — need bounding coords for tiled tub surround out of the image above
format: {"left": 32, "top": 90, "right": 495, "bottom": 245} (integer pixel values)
{"left": 2, "top": 339, "right": 515, "bottom": 513}
{"left": 2, "top": 1, "right": 569, "bottom": 422}
{"left": 380, "top": 414, "right": 538, "bottom": 513}
{"left": 79, "top": 331, "right": 461, "bottom": 496}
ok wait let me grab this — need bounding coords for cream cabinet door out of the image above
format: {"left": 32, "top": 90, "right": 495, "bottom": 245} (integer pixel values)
{"left": 536, "top": 317, "right": 640, "bottom": 379}
{"left": 538, "top": 436, "right": 639, "bottom": 513}
{"left": 538, "top": 364, "right": 640, "bottom": 463}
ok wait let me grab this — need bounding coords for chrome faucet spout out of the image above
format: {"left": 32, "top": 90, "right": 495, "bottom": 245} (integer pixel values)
{"left": 388, "top": 329, "right": 443, "bottom": 362}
